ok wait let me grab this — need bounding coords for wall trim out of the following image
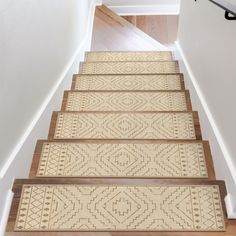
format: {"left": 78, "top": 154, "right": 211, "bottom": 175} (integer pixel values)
{"left": 108, "top": 5, "right": 180, "bottom": 16}
{"left": 175, "top": 40, "right": 236, "bottom": 218}
{"left": 0, "top": 190, "right": 13, "bottom": 236}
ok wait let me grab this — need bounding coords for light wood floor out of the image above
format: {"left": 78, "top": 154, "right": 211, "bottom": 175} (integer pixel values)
{"left": 91, "top": 6, "right": 167, "bottom": 51}
{"left": 122, "top": 15, "right": 178, "bottom": 46}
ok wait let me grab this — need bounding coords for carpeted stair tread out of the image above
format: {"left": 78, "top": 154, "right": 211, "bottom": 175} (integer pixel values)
{"left": 85, "top": 51, "right": 173, "bottom": 61}
{"left": 62, "top": 91, "right": 191, "bottom": 112}
{"left": 34, "top": 140, "right": 209, "bottom": 178}
{"left": 80, "top": 61, "right": 179, "bottom": 74}
{"left": 73, "top": 74, "right": 184, "bottom": 91}
{"left": 50, "top": 111, "right": 199, "bottom": 140}
{"left": 13, "top": 180, "right": 226, "bottom": 232}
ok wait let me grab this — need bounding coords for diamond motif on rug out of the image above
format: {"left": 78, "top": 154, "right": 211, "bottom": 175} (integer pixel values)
{"left": 54, "top": 112, "right": 196, "bottom": 140}
{"left": 65, "top": 92, "right": 187, "bottom": 111}
{"left": 74, "top": 75, "right": 182, "bottom": 91}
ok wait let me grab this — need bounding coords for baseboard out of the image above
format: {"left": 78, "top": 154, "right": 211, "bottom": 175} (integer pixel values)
{"left": 108, "top": 4, "right": 180, "bottom": 16}
{"left": 0, "top": 190, "right": 13, "bottom": 236}
{"left": 0, "top": 0, "right": 99, "bottom": 234}
{"left": 175, "top": 41, "right": 236, "bottom": 219}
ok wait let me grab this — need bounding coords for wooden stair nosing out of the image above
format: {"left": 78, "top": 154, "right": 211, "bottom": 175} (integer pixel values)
{"left": 60, "top": 90, "right": 192, "bottom": 112}
{"left": 6, "top": 178, "right": 228, "bottom": 234}
{"left": 47, "top": 111, "right": 202, "bottom": 140}
{"left": 84, "top": 50, "right": 173, "bottom": 54}
{"left": 80, "top": 60, "right": 179, "bottom": 64}
{"left": 71, "top": 73, "right": 186, "bottom": 90}
{"left": 29, "top": 139, "right": 215, "bottom": 180}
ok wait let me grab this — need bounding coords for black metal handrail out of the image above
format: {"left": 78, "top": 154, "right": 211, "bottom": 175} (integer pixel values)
{"left": 195, "top": 0, "right": 236, "bottom": 20}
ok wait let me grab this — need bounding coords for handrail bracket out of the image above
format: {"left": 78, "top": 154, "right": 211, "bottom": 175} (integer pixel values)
{"left": 225, "top": 11, "right": 236, "bottom": 20}
{"left": 194, "top": 0, "right": 236, "bottom": 21}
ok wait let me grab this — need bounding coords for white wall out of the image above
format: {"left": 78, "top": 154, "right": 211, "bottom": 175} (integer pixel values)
{"left": 177, "top": 0, "right": 236, "bottom": 217}
{"left": 102, "top": 0, "right": 180, "bottom": 15}
{"left": 103, "top": 0, "right": 180, "bottom": 6}
{"left": 0, "top": 0, "right": 101, "bottom": 233}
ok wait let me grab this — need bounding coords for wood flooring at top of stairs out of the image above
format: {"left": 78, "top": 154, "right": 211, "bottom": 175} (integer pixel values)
{"left": 91, "top": 5, "right": 168, "bottom": 51}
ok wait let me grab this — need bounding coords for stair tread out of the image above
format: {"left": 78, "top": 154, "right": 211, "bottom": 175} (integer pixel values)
{"left": 72, "top": 74, "right": 185, "bottom": 91}
{"left": 85, "top": 51, "right": 173, "bottom": 61}
{"left": 62, "top": 90, "right": 191, "bottom": 112}
{"left": 49, "top": 111, "right": 201, "bottom": 140}
{"left": 80, "top": 61, "right": 179, "bottom": 74}
{"left": 10, "top": 179, "right": 226, "bottom": 232}
{"left": 31, "top": 140, "right": 214, "bottom": 179}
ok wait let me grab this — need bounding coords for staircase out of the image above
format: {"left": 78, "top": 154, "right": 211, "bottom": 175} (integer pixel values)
{"left": 6, "top": 50, "right": 231, "bottom": 235}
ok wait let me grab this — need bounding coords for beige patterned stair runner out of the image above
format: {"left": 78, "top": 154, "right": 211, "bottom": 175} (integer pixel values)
{"left": 15, "top": 184, "right": 225, "bottom": 231}
{"left": 12, "top": 51, "right": 227, "bottom": 234}
{"left": 65, "top": 91, "right": 188, "bottom": 111}
{"left": 37, "top": 142, "right": 208, "bottom": 178}
{"left": 81, "top": 61, "right": 179, "bottom": 74}
{"left": 53, "top": 112, "right": 196, "bottom": 140}
{"left": 86, "top": 51, "right": 173, "bottom": 61}
{"left": 74, "top": 74, "right": 183, "bottom": 91}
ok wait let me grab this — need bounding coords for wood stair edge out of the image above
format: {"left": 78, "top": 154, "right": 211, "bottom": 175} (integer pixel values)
{"left": 84, "top": 50, "right": 173, "bottom": 54}
{"left": 80, "top": 60, "right": 180, "bottom": 64}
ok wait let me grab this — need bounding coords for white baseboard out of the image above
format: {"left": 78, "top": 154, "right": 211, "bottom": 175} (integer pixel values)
{"left": 0, "top": 190, "right": 13, "bottom": 236}
{"left": 175, "top": 41, "right": 236, "bottom": 219}
{"left": 0, "top": 1, "right": 99, "bottom": 234}
{"left": 225, "top": 194, "right": 236, "bottom": 218}
{"left": 108, "top": 5, "right": 180, "bottom": 16}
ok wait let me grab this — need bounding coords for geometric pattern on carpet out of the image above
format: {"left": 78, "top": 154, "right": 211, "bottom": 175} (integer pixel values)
{"left": 81, "top": 61, "right": 179, "bottom": 74}
{"left": 37, "top": 142, "right": 208, "bottom": 178}
{"left": 86, "top": 51, "right": 173, "bottom": 61}
{"left": 74, "top": 74, "right": 182, "bottom": 91}
{"left": 54, "top": 112, "right": 196, "bottom": 140}
{"left": 65, "top": 92, "right": 187, "bottom": 111}
{"left": 15, "top": 185, "right": 225, "bottom": 231}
